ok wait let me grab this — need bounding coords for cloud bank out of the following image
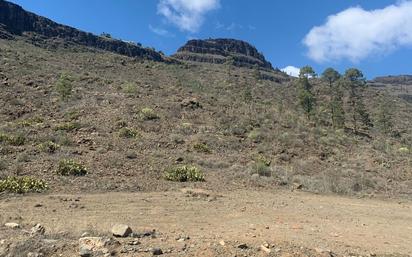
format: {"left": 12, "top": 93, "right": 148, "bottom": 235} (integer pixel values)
{"left": 304, "top": 1, "right": 412, "bottom": 63}
{"left": 281, "top": 66, "right": 300, "bottom": 77}
{"left": 157, "top": 0, "right": 220, "bottom": 33}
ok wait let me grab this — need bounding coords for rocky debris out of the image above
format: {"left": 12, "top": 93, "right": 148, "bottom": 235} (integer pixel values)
{"left": 79, "top": 237, "right": 119, "bottom": 257}
{"left": 180, "top": 98, "right": 202, "bottom": 109}
{"left": 4, "top": 222, "right": 20, "bottom": 229}
{"left": 0, "top": 0, "right": 163, "bottom": 61}
{"left": 292, "top": 183, "right": 303, "bottom": 190}
{"left": 30, "top": 224, "right": 45, "bottom": 236}
{"left": 173, "top": 38, "right": 273, "bottom": 70}
{"left": 237, "top": 243, "right": 248, "bottom": 249}
{"left": 150, "top": 247, "right": 163, "bottom": 255}
{"left": 180, "top": 188, "right": 220, "bottom": 201}
{"left": 111, "top": 224, "right": 132, "bottom": 237}
{"left": 260, "top": 244, "right": 271, "bottom": 254}
{"left": 132, "top": 229, "right": 157, "bottom": 239}
{"left": 27, "top": 252, "right": 44, "bottom": 257}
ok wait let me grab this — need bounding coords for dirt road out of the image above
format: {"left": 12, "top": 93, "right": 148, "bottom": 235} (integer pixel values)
{"left": 1, "top": 189, "right": 411, "bottom": 256}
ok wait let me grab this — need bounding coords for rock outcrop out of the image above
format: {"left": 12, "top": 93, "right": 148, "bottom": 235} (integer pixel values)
{"left": 371, "top": 75, "right": 412, "bottom": 86}
{"left": 173, "top": 38, "right": 273, "bottom": 69}
{"left": 0, "top": 0, "right": 163, "bottom": 61}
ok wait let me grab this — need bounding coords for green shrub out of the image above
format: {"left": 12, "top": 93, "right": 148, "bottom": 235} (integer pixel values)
{"left": 54, "top": 122, "right": 80, "bottom": 131}
{"left": 140, "top": 108, "right": 159, "bottom": 120}
{"left": 57, "top": 160, "right": 87, "bottom": 176}
{"left": 118, "top": 127, "right": 139, "bottom": 138}
{"left": 0, "top": 133, "right": 25, "bottom": 146}
{"left": 18, "top": 117, "right": 44, "bottom": 127}
{"left": 0, "top": 176, "right": 48, "bottom": 194}
{"left": 122, "top": 82, "right": 138, "bottom": 95}
{"left": 38, "top": 141, "right": 60, "bottom": 153}
{"left": 56, "top": 73, "right": 73, "bottom": 100}
{"left": 253, "top": 160, "right": 272, "bottom": 177}
{"left": 247, "top": 129, "right": 263, "bottom": 143}
{"left": 193, "top": 143, "right": 211, "bottom": 153}
{"left": 164, "top": 165, "right": 205, "bottom": 182}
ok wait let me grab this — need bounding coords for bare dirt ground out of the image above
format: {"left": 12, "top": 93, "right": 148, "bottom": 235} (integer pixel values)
{"left": 1, "top": 189, "right": 411, "bottom": 256}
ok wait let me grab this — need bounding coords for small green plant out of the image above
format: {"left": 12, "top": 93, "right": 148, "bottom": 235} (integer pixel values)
{"left": 54, "top": 122, "right": 80, "bottom": 131}
{"left": 57, "top": 160, "right": 87, "bottom": 176}
{"left": 164, "top": 165, "right": 205, "bottom": 182}
{"left": 38, "top": 141, "right": 60, "bottom": 153}
{"left": 0, "top": 176, "right": 48, "bottom": 194}
{"left": 18, "top": 117, "right": 44, "bottom": 127}
{"left": 140, "top": 108, "right": 159, "bottom": 120}
{"left": 0, "top": 132, "right": 25, "bottom": 146}
{"left": 252, "top": 155, "right": 272, "bottom": 177}
{"left": 247, "top": 129, "right": 263, "bottom": 143}
{"left": 122, "top": 82, "right": 138, "bottom": 95}
{"left": 193, "top": 142, "right": 211, "bottom": 153}
{"left": 56, "top": 73, "right": 73, "bottom": 101}
{"left": 118, "top": 127, "right": 139, "bottom": 138}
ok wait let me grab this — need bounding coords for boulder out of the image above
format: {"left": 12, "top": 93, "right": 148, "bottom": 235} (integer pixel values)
{"left": 111, "top": 224, "right": 132, "bottom": 237}
{"left": 4, "top": 222, "right": 20, "bottom": 229}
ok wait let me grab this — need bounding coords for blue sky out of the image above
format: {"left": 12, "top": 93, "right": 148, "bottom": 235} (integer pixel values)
{"left": 8, "top": 0, "right": 412, "bottom": 78}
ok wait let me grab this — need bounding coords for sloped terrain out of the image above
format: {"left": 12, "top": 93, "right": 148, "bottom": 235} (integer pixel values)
{"left": 0, "top": 37, "right": 411, "bottom": 197}
{"left": 0, "top": 1, "right": 412, "bottom": 256}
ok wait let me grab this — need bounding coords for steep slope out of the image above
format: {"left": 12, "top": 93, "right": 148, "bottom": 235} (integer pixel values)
{"left": 173, "top": 38, "right": 273, "bottom": 69}
{"left": 0, "top": 0, "right": 164, "bottom": 61}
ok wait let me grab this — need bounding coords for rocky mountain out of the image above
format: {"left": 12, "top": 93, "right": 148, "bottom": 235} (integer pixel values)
{"left": 369, "top": 75, "right": 412, "bottom": 103}
{"left": 0, "top": 0, "right": 164, "bottom": 61}
{"left": 173, "top": 38, "right": 273, "bottom": 70}
{"left": 372, "top": 75, "right": 412, "bottom": 85}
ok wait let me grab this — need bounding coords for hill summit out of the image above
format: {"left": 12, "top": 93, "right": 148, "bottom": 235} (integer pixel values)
{"left": 173, "top": 38, "right": 273, "bottom": 69}
{"left": 0, "top": 0, "right": 163, "bottom": 61}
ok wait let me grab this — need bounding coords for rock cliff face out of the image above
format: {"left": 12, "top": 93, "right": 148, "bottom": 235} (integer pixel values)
{"left": 173, "top": 38, "right": 273, "bottom": 69}
{"left": 371, "top": 75, "right": 412, "bottom": 86}
{"left": 0, "top": 0, "right": 163, "bottom": 61}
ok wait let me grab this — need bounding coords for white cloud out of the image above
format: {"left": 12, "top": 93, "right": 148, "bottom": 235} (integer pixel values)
{"left": 149, "top": 25, "right": 175, "bottom": 37}
{"left": 157, "top": 0, "right": 220, "bottom": 33}
{"left": 281, "top": 66, "right": 300, "bottom": 77}
{"left": 304, "top": 1, "right": 412, "bottom": 63}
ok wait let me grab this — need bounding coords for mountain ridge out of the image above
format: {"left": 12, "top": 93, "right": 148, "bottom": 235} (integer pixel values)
{"left": 0, "top": 0, "right": 164, "bottom": 61}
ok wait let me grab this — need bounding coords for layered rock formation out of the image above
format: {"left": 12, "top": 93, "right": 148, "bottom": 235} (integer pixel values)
{"left": 0, "top": 0, "right": 163, "bottom": 61}
{"left": 173, "top": 38, "right": 273, "bottom": 70}
{"left": 371, "top": 75, "right": 412, "bottom": 86}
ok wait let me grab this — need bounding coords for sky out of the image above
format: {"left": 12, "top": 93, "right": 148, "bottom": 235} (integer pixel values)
{"left": 8, "top": 0, "right": 412, "bottom": 78}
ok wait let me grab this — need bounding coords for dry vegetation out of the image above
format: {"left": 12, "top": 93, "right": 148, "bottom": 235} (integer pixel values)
{"left": 0, "top": 38, "right": 411, "bottom": 198}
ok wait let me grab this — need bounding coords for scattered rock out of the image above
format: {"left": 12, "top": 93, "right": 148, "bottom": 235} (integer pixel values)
{"left": 260, "top": 245, "right": 271, "bottom": 254}
{"left": 237, "top": 243, "right": 248, "bottom": 249}
{"left": 292, "top": 183, "right": 303, "bottom": 190}
{"left": 219, "top": 240, "right": 226, "bottom": 246}
{"left": 151, "top": 247, "right": 163, "bottom": 255}
{"left": 81, "top": 232, "right": 91, "bottom": 237}
{"left": 31, "top": 224, "right": 45, "bottom": 235}
{"left": 251, "top": 173, "right": 260, "bottom": 180}
{"left": 79, "top": 237, "right": 119, "bottom": 257}
{"left": 79, "top": 247, "right": 92, "bottom": 257}
{"left": 27, "top": 253, "right": 43, "bottom": 257}
{"left": 111, "top": 224, "right": 132, "bottom": 237}
{"left": 4, "top": 222, "right": 20, "bottom": 229}
{"left": 132, "top": 229, "right": 156, "bottom": 238}
{"left": 181, "top": 98, "right": 202, "bottom": 109}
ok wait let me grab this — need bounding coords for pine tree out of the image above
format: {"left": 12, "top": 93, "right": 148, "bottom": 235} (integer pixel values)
{"left": 330, "top": 83, "right": 345, "bottom": 129}
{"left": 344, "top": 68, "right": 372, "bottom": 132}
{"left": 376, "top": 96, "right": 393, "bottom": 134}
{"left": 297, "top": 66, "right": 316, "bottom": 119}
